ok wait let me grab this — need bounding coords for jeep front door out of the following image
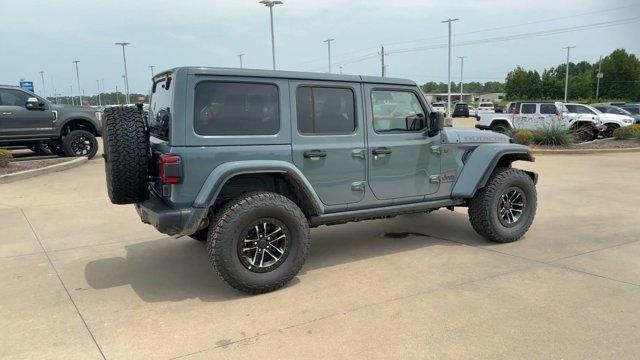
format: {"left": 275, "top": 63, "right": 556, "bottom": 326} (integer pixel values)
{"left": 0, "top": 89, "right": 55, "bottom": 140}
{"left": 290, "top": 82, "right": 366, "bottom": 206}
{"left": 365, "top": 86, "right": 441, "bottom": 200}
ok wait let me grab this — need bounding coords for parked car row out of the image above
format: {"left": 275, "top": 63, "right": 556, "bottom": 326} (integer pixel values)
{"left": 475, "top": 100, "right": 637, "bottom": 140}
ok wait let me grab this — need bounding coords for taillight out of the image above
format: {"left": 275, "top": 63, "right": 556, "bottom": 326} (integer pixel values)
{"left": 158, "top": 154, "right": 182, "bottom": 184}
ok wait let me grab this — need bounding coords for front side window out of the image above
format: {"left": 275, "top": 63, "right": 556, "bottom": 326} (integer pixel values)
{"left": 568, "top": 105, "right": 595, "bottom": 115}
{"left": 371, "top": 90, "right": 427, "bottom": 132}
{"left": 521, "top": 104, "right": 536, "bottom": 114}
{"left": 0, "top": 89, "right": 30, "bottom": 107}
{"left": 296, "top": 86, "right": 355, "bottom": 134}
{"left": 540, "top": 104, "right": 557, "bottom": 114}
{"left": 194, "top": 82, "right": 279, "bottom": 136}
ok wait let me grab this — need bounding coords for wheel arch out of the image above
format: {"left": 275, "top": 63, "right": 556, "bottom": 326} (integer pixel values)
{"left": 489, "top": 118, "right": 512, "bottom": 129}
{"left": 59, "top": 117, "right": 99, "bottom": 136}
{"left": 451, "top": 144, "right": 536, "bottom": 198}
{"left": 193, "top": 161, "right": 324, "bottom": 218}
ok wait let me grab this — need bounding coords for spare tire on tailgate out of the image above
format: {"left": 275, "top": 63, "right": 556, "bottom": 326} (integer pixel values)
{"left": 102, "top": 106, "right": 150, "bottom": 204}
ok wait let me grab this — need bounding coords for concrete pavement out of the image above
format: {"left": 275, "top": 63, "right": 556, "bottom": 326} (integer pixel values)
{"left": 1, "top": 153, "right": 639, "bottom": 359}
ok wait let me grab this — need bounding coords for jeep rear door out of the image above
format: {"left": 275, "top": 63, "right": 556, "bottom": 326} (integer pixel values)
{"left": 364, "top": 85, "right": 441, "bottom": 200}
{"left": 290, "top": 81, "right": 366, "bottom": 206}
{"left": 0, "top": 89, "right": 55, "bottom": 140}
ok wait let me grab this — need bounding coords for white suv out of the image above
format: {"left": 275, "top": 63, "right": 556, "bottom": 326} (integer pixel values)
{"left": 477, "top": 102, "right": 495, "bottom": 113}
{"left": 476, "top": 101, "right": 603, "bottom": 141}
{"left": 563, "top": 103, "right": 634, "bottom": 137}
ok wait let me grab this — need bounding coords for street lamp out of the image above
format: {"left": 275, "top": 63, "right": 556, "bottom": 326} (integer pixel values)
{"left": 115, "top": 42, "right": 131, "bottom": 104}
{"left": 323, "top": 38, "right": 335, "bottom": 73}
{"left": 39, "top": 71, "right": 46, "bottom": 98}
{"left": 259, "top": 0, "right": 283, "bottom": 70}
{"left": 442, "top": 18, "right": 459, "bottom": 117}
{"left": 148, "top": 65, "right": 155, "bottom": 77}
{"left": 73, "top": 60, "right": 82, "bottom": 105}
{"left": 458, "top": 56, "right": 467, "bottom": 102}
{"left": 237, "top": 54, "right": 245, "bottom": 68}
{"left": 562, "top": 46, "right": 575, "bottom": 102}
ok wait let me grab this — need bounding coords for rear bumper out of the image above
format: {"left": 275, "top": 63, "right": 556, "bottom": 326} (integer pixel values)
{"left": 135, "top": 195, "right": 205, "bottom": 236}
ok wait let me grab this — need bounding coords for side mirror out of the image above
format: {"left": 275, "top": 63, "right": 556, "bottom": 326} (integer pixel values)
{"left": 426, "top": 112, "right": 444, "bottom": 136}
{"left": 26, "top": 97, "right": 44, "bottom": 110}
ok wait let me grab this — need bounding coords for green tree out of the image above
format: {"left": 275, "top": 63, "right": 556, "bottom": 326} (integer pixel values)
{"left": 598, "top": 49, "right": 640, "bottom": 100}
{"left": 505, "top": 67, "right": 541, "bottom": 99}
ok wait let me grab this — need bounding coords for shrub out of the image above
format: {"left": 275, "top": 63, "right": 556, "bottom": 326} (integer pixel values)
{"left": 0, "top": 148, "right": 12, "bottom": 167}
{"left": 613, "top": 124, "right": 640, "bottom": 140}
{"left": 509, "top": 129, "right": 535, "bottom": 145}
{"left": 533, "top": 126, "right": 574, "bottom": 147}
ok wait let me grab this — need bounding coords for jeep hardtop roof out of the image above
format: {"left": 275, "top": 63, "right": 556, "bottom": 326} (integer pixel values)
{"left": 154, "top": 66, "right": 416, "bottom": 86}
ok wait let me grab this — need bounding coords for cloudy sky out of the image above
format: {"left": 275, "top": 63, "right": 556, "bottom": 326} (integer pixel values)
{"left": 1, "top": 0, "right": 638, "bottom": 97}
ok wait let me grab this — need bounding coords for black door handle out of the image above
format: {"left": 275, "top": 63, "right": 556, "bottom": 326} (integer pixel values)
{"left": 372, "top": 147, "right": 392, "bottom": 155}
{"left": 303, "top": 150, "right": 327, "bottom": 158}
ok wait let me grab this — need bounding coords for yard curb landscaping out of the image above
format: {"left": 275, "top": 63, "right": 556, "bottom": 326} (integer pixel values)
{"left": 0, "top": 157, "right": 88, "bottom": 184}
{"left": 532, "top": 147, "right": 640, "bottom": 155}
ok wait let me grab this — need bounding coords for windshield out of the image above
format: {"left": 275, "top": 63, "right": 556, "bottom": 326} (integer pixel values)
{"left": 611, "top": 106, "right": 632, "bottom": 115}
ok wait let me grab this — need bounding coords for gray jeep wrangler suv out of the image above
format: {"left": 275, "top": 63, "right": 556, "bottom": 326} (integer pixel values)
{"left": 102, "top": 67, "right": 538, "bottom": 294}
{"left": 0, "top": 85, "right": 102, "bottom": 159}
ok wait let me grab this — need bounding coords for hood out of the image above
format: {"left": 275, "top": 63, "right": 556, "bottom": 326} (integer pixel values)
{"left": 52, "top": 104, "right": 98, "bottom": 114}
{"left": 443, "top": 128, "right": 511, "bottom": 144}
{"left": 598, "top": 113, "right": 634, "bottom": 122}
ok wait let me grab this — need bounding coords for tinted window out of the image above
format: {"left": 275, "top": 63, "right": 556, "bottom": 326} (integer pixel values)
{"left": 296, "top": 86, "right": 355, "bottom": 134}
{"left": 149, "top": 75, "right": 173, "bottom": 141}
{"left": 621, "top": 105, "right": 639, "bottom": 115}
{"left": 566, "top": 104, "right": 594, "bottom": 114}
{"left": 521, "top": 104, "right": 536, "bottom": 114}
{"left": 371, "top": 90, "right": 427, "bottom": 132}
{"left": 194, "top": 82, "right": 279, "bottom": 136}
{"left": 0, "top": 89, "right": 30, "bottom": 107}
{"left": 540, "top": 104, "right": 557, "bottom": 114}
{"left": 455, "top": 103, "right": 468, "bottom": 110}
{"left": 479, "top": 102, "right": 493, "bottom": 108}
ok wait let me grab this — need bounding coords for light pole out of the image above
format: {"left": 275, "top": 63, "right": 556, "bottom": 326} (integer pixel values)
{"left": 73, "top": 60, "right": 82, "bottom": 105}
{"left": 97, "top": 80, "right": 102, "bottom": 106}
{"left": 121, "top": 75, "right": 127, "bottom": 102}
{"left": 323, "top": 38, "right": 335, "bottom": 73}
{"left": 259, "top": 1, "right": 283, "bottom": 70}
{"left": 69, "top": 85, "right": 74, "bottom": 106}
{"left": 237, "top": 54, "right": 245, "bottom": 68}
{"left": 596, "top": 55, "right": 603, "bottom": 99}
{"left": 115, "top": 42, "right": 131, "bottom": 103}
{"left": 458, "top": 56, "right": 467, "bottom": 102}
{"left": 148, "top": 65, "right": 155, "bottom": 78}
{"left": 562, "top": 46, "right": 575, "bottom": 102}
{"left": 116, "top": 85, "right": 120, "bottom": 105}
{"left": 442, "top": 18, "right": 459, "bottom": 117}
{"left": 39, "top": 71, "right": 46, "bottom": 98}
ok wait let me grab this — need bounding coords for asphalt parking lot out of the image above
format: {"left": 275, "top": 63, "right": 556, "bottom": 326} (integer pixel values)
{"left": 1, "top": 143, "right": 640, "bottom": 359}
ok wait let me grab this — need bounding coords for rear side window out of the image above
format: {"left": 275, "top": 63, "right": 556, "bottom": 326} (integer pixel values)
{"left": 296, "top": 86, "right": 355, "bottom": 135}
{"left": 149, "top": 75, "right": 173, "bottom": 141}
{"left": 540, "top": 104, "right": 556, "bottom": 114}
{"left": 521, "top": 104, "right": 536, "bottom": 114}
{"left": 194, "top": 82, "right": 279, "bottom": 136}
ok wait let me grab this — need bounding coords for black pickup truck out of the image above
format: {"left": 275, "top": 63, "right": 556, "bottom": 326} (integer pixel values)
{"left": 0, "top": 85, "right": 102, "bottom": 159}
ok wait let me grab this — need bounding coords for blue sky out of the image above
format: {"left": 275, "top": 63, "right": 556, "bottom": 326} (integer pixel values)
{"left": 1, "top": 0, "right": 638, "bottom": 97}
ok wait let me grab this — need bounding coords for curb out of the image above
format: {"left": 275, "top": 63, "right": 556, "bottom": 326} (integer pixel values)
{"left": 0, "top": 157, "right": 88, "bottom": 184}
{"left": 532, "top": 147, "right": 640, "bottom": 155}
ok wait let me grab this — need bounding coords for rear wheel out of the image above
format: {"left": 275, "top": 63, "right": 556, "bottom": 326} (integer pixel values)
{"left": 602, "top": 124, "right": 619, "bottom": 138}
{"left": 491, "top": 123, "right": 509, "bottom": 134}
{"left": 208, "top": 192, "right": 310, "bottom": 294}
{"left": 102, "top": 106, "right": 150, "bottom": 205}
{"left": 62, "top": 130, "right": 98, "bottom": 159}
{"left": 468, "top": 168, "right": 537, "bottom": 243}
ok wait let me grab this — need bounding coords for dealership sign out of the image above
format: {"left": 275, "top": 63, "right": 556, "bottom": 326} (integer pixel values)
{"left": 19, "top": 81, "right": 34, "bottom": 92}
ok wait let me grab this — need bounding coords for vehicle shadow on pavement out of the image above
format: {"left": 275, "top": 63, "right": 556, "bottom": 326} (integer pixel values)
{"left": 84, "top": 212, "right": 478, "bottom": 302}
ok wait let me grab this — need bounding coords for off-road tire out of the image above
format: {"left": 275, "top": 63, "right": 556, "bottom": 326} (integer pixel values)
{"left": 468, "top": 168, "right": 537, "bottom": 243}
{"left": 62, "top": 130, "right": 98, "bottom": 159}
{"left": 207, "top": 192, "right": 310, "bottom": 294}
{"left": 491, "top": 123, "right": 509, "bottom": 134}
{"left": 103, "top": 106, "right": 149, "bottom": 204}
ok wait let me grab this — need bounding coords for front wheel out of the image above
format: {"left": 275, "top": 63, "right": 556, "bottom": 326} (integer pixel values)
{"left": 468, "top": 168, "right": 537, "bottom": 243}
{"left": 491, "top": 123, "right": 509, "bottom": 134}
{"left": 207, "top": 192, "right": 310, "bottom": 294}
{"left": 62, "top": 130, "right": 98, "bottom": 159}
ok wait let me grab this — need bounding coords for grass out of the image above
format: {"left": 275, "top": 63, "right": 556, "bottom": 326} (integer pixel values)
{"left": 613, "top": 124, "right": 640, "bottom": 140}
{"left": 0, "top": 148, "right": 12, "bottom": 167}
{"left": 509, "top": 126, "right": 574, "bottom": 147}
